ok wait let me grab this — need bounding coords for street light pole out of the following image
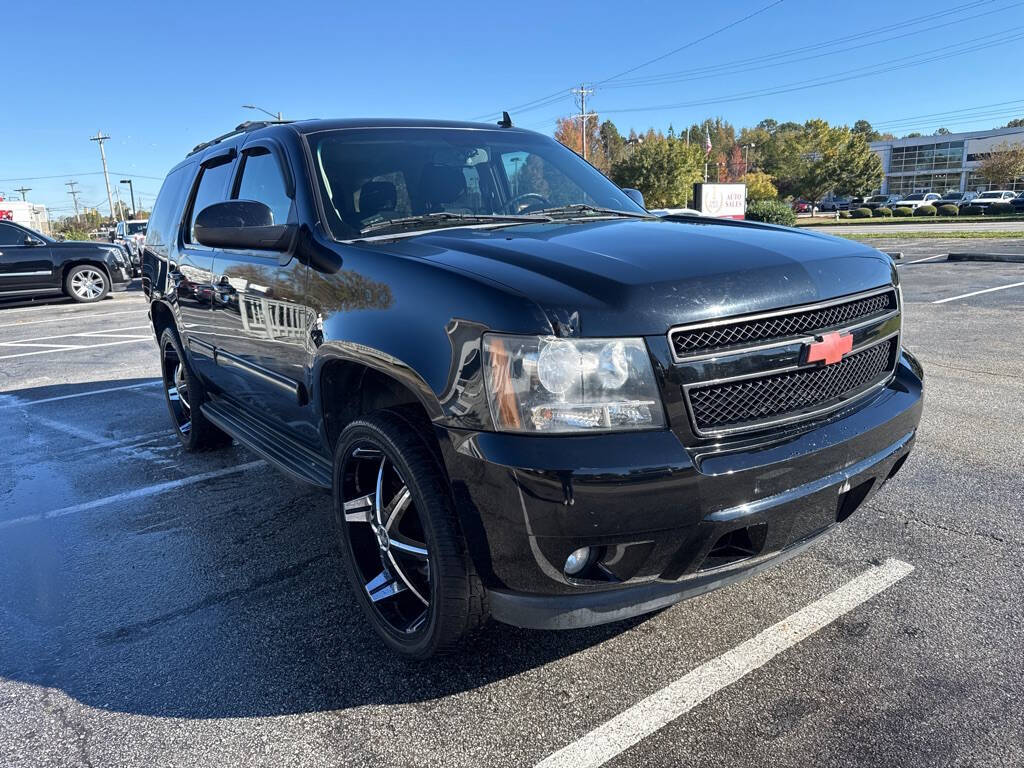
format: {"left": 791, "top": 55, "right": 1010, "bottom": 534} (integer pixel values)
{"left": 120, "top": 179, "right": 136, "bottom": 217}
{"left": 242, "top": 104, "right": 283, "bottom": 121}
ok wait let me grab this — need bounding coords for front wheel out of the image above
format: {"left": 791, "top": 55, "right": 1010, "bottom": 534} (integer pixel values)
{"left": 65, "top": 265, "right": 109, "bottom": 302}
{"left": 333, "top": 411, "right": 487, "bottom": 658}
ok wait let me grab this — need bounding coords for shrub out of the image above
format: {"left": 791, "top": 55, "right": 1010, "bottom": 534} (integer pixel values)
{"left": 961, "top": 205, "right": 983, "bottom": 216}
{"left": 936, "top": 204, "right": 959, "bottom": 217}
{"left": 839, "top": 210, "right": 852, "bottom": 219}
{"left": 873, "top": 207, "right": 893, "bottom": 217}
{"left": 893, "top": 206, "right": 914, "bottom": 217}
{"left": 989, "top": 202, "right": 1014, "bottom": 216}
{"left": 851, "top": 207, "right": 872, "bottom": 219}
{"left": 913, "top": 205, "right": 937, "bottom": 217}
{"left": 745, "top": 199, "right": 796, "bottom": 226}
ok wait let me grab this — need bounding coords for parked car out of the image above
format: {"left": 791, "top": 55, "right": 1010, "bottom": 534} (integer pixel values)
{"left": 863, "top": 194, "right": 901, "bottom": 210}
{"left": 791, "top": 199, "right": 815, "bottom": 213}
{"left": 969, "top": 190, "right": 1017, "bottom": 210}
{"left": 143, "top": 118, "right": 923, "bottom": 658}
{"left": 892, "top": 192, "right": 941, "bottom": 210}
{"left": 935, "top": 191, "right": 976, "bottom": 209}
{"left": 0, "top": 220, "right": 131, "bottom": 303}
{"left": 1010, "top": 191, "right": 1024, "bottom": 212}
{"left": 818, "top": 196, "right": 852, "bottom": 211}
{"left": 114, "top": 219, "right": 149, "bottom": 275}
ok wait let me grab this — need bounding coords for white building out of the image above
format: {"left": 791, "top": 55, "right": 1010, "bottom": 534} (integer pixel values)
{"left": 870, "top": 126, "right": 1024, "bottom": 197}
{"left": 0, "top": 198, "right": 50, "bottom": 235}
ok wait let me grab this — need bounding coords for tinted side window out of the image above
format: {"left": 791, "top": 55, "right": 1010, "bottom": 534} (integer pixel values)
{"left": 0, "top": 223, "right": 25, "bottom": 245}
{"left": 187, "top": 158, "right": 234, "bottom": 243}
{"left": 234, "top": 148, "right": 292, "bottom": 225}
{"left": 145, "top": 165, "right": 191, "bottom": 257}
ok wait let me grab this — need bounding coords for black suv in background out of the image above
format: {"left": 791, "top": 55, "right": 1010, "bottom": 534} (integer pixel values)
{"left": 143, "top": 118, "right": 923, "bottom": 658}
{"left": 0, "top": 221, "right": 132, "bottom": 303}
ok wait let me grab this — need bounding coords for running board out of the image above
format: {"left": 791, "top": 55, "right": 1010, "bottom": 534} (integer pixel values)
{"left": 201, "top": 398, "right": 333, "bottom": 489}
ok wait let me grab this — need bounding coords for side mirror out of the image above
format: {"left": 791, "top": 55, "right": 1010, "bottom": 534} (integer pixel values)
{"left": 24, "top": 236, "right": 45, "bottom": 247}
{"left": 622, "top": 188, "right": 645, "bottom": 209}
{"left": 194, "top": 200, "right": 294, "bottom": 251}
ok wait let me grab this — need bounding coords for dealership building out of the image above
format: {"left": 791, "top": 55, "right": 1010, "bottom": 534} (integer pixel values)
{"left": 869, "top": 126, "right": 1024, "bottom": 197}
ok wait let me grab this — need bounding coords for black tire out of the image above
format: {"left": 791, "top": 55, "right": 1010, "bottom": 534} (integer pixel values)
{"left": 64, "top": 264, "right": 109, "bottom": 303}
{"left": 333, "top": 410, "right": 487, "bottom": 659}
{"left": 158, "top": 328, "right": 232, "bottom": 451}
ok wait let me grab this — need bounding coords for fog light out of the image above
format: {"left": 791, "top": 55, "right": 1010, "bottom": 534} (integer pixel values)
{"left": 563, "top": 546, "right": 592, "bottom": 576}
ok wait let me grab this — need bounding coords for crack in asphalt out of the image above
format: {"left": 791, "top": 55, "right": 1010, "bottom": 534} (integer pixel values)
{"left": 917, "top": 358, "right": 1024, "bottom": 382}
{"left": 866, "top": 503, "right": 1008, "bottom": 545}
{"left": 95, "top": 553, "right": 331, "bottom": 645}
{"left": 46, "top": 689, "right": 94, "bottom": 768}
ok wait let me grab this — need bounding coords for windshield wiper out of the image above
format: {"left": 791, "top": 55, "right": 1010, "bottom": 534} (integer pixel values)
{"left": 529, "top": 204, "right": 655, "bottom": 220}
{"left": 358, "top": 212, "right": 547, "bottom": 236}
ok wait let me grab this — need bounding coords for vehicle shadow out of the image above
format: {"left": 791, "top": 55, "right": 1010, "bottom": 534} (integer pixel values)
{"left": 0, "top": 379, "right": 640, "bottom": 719}
{"left": 0, "top": 279, "right": 144, "bottom": 311}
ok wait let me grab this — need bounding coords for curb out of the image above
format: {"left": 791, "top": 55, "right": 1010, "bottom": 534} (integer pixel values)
{"left": 947, "top": 252, "right": 1024, "bottom": 263}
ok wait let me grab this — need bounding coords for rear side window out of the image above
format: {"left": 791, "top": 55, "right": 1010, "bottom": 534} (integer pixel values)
{"left": 186, "top": 157, "right": 234, "bottom": 243}
{"left": 234, "top": 148, "right": 292, "bottom": 225}
{"left": 146, "top": 165, "right": 190, "bottom": 255}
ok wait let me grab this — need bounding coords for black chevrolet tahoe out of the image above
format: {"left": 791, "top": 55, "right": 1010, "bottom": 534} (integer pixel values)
{"left": 142, "top": 118, "right": 923, "bottom": 658}
{"left": 0, "top": 221, "right": 132, "bottom": 303}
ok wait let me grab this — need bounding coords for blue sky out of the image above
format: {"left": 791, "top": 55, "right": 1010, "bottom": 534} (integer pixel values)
{"left": 4, "top": 0, "right": 1024, "bottom": 217}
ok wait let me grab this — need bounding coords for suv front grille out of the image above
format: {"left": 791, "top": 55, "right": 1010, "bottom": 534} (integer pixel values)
{"left": 670, "top": 289, "right": 897, "bottom": 358}
{"left": 688, "top": 338, "right": 896, "bottom": 433}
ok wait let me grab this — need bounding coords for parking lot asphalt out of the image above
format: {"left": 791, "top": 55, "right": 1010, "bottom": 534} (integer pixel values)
{"left": 1, "top": 253, "right": 1022, "bottom": 767}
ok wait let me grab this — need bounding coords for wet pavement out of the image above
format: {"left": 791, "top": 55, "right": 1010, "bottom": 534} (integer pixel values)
{"left": 1, "top": 264, "right": 1022, "bottom": 767}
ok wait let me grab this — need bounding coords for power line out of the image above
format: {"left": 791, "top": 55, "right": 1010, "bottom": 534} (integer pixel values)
{"left": 13, "top": 186, "right": 31, "bottom": 201}
{"left": 602, "top": 0, "right": 1012, "bottom": 90}
{"left": 599, "top": 26, "right": 1024, "bottom": 116}
{"left": 595, "top": 0, "right": 787, "bottom": 85}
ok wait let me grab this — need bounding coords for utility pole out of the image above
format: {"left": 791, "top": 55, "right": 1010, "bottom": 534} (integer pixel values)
{"left": 120, "top": 179, "right": 136, "bottom": 217}
{"left": 65, "top": 181, "right": 82, "bottom": 223}
{"left": 89, "top": 131, "right": 116, "bottom": 225}
{"left": 14, "top": 186, "right": 31, "bottom": 201}
{"left": 571, "top": 84, "right": 597, "bottom": 161}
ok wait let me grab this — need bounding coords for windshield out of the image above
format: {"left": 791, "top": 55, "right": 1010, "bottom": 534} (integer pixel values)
{"left": 126, "top": 222, "right": 147, "bottom": 235}
{"left": 978, "top": 192, "right": 1001, "bottom": 199}
{"left": 940, "top": 193, "right": 960, "bottom": 199}
{"left": 868, "top": 195, "right": 888, "bottom": 202}
{"left": 904, "top": 194, "right": 925, "bottom": 201}
{"left": 308, "top": 127, "right": 646, "bottom": 239}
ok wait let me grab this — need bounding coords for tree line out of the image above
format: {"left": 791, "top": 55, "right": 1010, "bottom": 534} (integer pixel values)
{"left": 554, "top": 115, "right": 888, "bottom": 208}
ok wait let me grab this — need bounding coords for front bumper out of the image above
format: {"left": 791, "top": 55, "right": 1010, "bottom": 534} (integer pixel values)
{"left": 439, "top": 351, "right": 923, "bottom": 629}
{"left": 111, "top": 266, "right": 132, "bottom": 291}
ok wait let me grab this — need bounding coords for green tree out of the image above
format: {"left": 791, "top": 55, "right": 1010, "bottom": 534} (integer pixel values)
{"left": 796, "top": 120, "right": 884, "bottom": 201}
{"left": 610, "top": 133, "right": 703, "bottom": 208}
{"left": 742, "top": 171, "right": 777, "bottom": 200}
{"left": 977, "top": 141, "right": 1024, "bottom": 187}
{"left": 597, "top": 120, "right": 627, "bottom": 170}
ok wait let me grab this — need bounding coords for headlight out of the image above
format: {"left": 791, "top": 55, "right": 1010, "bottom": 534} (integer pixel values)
{"left": 482, "top": 334, "right": 666, "bottom": 433}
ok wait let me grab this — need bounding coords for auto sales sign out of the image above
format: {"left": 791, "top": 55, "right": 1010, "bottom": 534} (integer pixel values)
{"left": 693, "top": 183, "right": 746, "bottom": 219}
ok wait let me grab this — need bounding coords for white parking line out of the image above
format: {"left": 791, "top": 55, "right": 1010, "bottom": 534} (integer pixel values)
{"left": 0, "top": 337, "right": 150, "bottom": 360}
{"left": 0, "top": 380, "right": 161, "bottom": 408}
{"left": 0, "top": 309, "right": 148, "bottom": 329}
{"left": 932, "top": 280, "right": 1024, "bottom": 304}
{"left": 897, "top": 254, "right": 946, "bottom": 266}
{"left": 0, "top": 460, "right": 266, "bottom": 530}
{"left": 535, "top": 558, "right": 914, "bottom": 768}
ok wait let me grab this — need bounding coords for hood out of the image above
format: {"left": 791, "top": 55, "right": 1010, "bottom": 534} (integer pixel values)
{"left": 384, "top": 217, "right": 895, "bottom": 337}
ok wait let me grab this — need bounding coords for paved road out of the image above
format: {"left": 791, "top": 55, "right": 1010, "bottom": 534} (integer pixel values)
{"left": 1, "top": 265, "right": 1022, "bottom": 767}
{"left": 803, "top": 219, "right": 1024, "bottom": 234}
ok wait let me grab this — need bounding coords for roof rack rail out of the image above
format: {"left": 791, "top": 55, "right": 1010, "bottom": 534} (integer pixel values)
{"left": 187, "top": 119, "right": 293, "bottom": 158}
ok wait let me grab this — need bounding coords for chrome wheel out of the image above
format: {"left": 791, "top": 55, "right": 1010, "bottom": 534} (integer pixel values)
{"left": 162, "top": 339, "right": 192, "bottom": 435}
{"left": 342, "top": 442, "right": 431, "bottom": 634}
{"left": 70, "top": 268, "right": 105, "bottom": 300}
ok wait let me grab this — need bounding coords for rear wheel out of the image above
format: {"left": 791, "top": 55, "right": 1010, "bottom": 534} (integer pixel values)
{"left": 158, "top": 328, "right": 231, "bottom": 451}
{"left": 65, "top": 265, "right": 109, "bottom": 303}
{"left": 333, "top": 411, "right": 487, "bottom": 658}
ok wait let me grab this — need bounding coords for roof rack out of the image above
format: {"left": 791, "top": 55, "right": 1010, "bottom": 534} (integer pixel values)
{"left": 187, "top": 120, "right": 293, "bottom": 157}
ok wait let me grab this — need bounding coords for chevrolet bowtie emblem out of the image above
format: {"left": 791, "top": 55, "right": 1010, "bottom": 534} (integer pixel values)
{"left": 806, "top": 331, "right": 853, "bottom": 366}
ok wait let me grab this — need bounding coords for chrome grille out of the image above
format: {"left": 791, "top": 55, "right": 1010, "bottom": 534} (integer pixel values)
{"left": 688, "top": 338, "right": 895, "bottom": 433}
{"left": 670, "top": 289, "right": 897, "bottom": 359}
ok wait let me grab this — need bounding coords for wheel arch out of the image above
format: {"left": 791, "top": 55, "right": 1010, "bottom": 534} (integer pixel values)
{"left": 61, "top": 259, "right": 112, "bottom": 287}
